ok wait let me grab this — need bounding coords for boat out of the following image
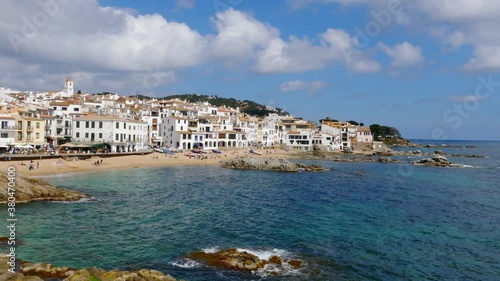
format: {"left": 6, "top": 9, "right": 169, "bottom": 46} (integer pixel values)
{"left": 191, "top": 149, "right": 203, "bottom": 154}
{"left": 248, "top": 149, "right": 262, "bottom": 155}
{"left": 154, "top": 148, "right": 164, "bottom": 153}
{"left": 212, "top": 149, "right": 222, "bottom": 154}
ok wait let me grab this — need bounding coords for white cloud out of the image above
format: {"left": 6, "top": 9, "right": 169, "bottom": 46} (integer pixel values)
{"left": 378, "top": 41, "right": 424, "bottom": 67}
{"left": 0, "top": 1, "right": 382, "bottom": 94}
{"left": 449, "top": 95, "right": 485, "bottom": 103}
{"left": 255, "top": 28, "right": 381, "bottom": 74}
{"left": 175, "top": 0, "right": 196, "bottom": 9}
{"left": 280, "top": 80, "right": 327, "bottom": 93}
{"left": 209, "top": 8, "right": 279, "bottom": 65}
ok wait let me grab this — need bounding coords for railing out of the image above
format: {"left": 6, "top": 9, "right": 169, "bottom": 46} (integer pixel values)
{"left": 0, "top": 126, "right": 17, "bottom": 130}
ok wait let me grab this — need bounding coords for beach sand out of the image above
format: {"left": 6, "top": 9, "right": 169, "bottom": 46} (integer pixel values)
{"left": 0, "top": 149, "right": 295, "bottom": 177}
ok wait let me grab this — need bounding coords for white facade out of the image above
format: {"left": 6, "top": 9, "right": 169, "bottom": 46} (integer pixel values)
{"left": 72, "top": 115, "right": 148, "bottom": 152}
{"left": 0, "top": 117, "right": 16, "bottom": 147}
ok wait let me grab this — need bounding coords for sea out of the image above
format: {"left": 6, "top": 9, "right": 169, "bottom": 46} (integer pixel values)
{"left": 2, "top": 140, "right": 500, "bottom": 280}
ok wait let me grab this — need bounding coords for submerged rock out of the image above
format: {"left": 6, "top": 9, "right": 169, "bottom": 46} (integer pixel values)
{"left": 222, "top": 157, "right": 327, "bottom": 172}
{"left": 0, "top": 173, "right": 92, "bottom": 204}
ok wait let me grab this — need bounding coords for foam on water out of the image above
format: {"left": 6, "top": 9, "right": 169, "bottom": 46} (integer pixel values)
{"left": 50, "top": 197, "right": 96, "bottom": 204}
{"left": 170, "top": 258, "right": 202, "bottom": 269}
{"left": 201, "top": 246, "right": 219, "bottom": 254}
{"left": 235, "top": 248, "right": 290, "bottom": 261}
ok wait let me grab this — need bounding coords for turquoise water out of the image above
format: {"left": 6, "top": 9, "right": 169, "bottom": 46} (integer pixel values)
{"left": 2, "top": 141, "right": 500, "bottom": 280}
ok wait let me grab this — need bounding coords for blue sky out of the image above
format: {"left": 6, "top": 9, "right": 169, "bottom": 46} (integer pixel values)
{"left": 1, "top": 0, "right": 500, "bottom": 140}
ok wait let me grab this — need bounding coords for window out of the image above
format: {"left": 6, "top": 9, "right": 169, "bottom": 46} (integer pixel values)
{"left": 123, "top": 123, "right": 126, "bottom": 129}
{"left": 99, "top": 122, "right": 103, "bottom": 128}
{"left": 1, "top": 121, "right": 7, "bottom": 129}
{"left": 116, "top": 122, "right": 119, "bottom": 129}
{"left": 85, "top": 132, "right": 89, "bottom": 138}
{"left": 99, "top": 133, "right": 102, "bottom": 139}
{"left": 62, "top": 107, "right": 67, "bottom": 111}
{"left": 73, "top": 108, "right": 80, "bottom": 112}
{"left": 91, "top": 122, "right": 95, "bottom": 128}
{"left": 36, "top": 133, "right": 39, "bottom": 139}
{"left": 86, "top": 122, "right": 89, "bottom": 128}
{"left": 17, "top": 132, "right": 22, "bottom": 140}
{"left": 116, "top": 134, "right": 119, "bottom": 141}
{"left": 76, "top": 133, "right": 80, "bottom": 138}
{"left": 0, "top": 133, "right": 8, "bottom": 138}
{"left": 36, "top": 122, "right": 40, "bottom": 129}
{"left": 76, "top": 121, "right": 80, "bottom": 128}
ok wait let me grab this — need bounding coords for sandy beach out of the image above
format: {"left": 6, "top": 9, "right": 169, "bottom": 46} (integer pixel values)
{"left": 0, "top": 149, "right": 295, "bottom": 177}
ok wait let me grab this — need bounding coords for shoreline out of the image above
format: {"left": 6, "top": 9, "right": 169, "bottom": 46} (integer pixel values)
{"left": 0, "top": 149, "right": 295, "bottom": 177}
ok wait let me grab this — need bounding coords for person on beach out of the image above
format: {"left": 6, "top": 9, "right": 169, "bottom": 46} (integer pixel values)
{"left": 36, "top": 162, "right": 39, "bottom": 169}
{"left": 100, "top": 159, "right": 103, "bottom": 165}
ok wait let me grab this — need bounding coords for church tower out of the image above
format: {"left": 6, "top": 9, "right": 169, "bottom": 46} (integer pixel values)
{"left": 63, "top": 77, "right": 74, "bottom": 96}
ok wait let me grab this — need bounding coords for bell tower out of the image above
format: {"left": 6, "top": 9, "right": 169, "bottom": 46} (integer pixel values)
{"left": 64, "top": 77, "right": 74, "bottom": 96}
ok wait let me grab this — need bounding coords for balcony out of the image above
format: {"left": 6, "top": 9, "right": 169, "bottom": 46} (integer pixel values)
{"left": 0, "top": 126, "right": 17, "bottom": 130}
{"left": 26, "top": 126, "right": 33, "bottom": 131}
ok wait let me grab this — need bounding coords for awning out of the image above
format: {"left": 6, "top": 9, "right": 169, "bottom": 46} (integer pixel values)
{"left": 58, "top": 143, "right": 75, "bottom": 147}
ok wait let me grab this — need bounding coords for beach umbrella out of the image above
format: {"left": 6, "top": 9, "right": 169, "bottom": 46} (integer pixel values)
{"left": 59, "top": 143, "right": 75, "bottom": 147}
{"left": 24, "top": 144, "right": 33, "bottom": 149}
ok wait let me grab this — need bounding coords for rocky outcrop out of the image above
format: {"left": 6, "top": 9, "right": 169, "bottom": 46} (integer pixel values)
{"left": 188, "top": 248, "right": 303, "bottom": 273}
{"left": 0, "top": 254, "right": 181, "bottom": 281}
{"left": 411, "top": 156, "right": 464, "bottom": 167}
{"left": 0, "top": 172, "right": 91, "bottom": 204}
{"left": 378, "top": 157, "right": 404, "bottom": 164}
{"left": 222, "top": 157, "right": 327, "bottom": 172}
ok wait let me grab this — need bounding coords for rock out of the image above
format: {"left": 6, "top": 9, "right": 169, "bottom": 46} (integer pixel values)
{"left": 0, "top": 254, "right": 181, "bottom": 281}
{"left": 0, "top": 173, "right": 92, "bottom": 204}
{"left": 189, "top": 248, "right": 265, "bottom": 271}
{"left": 189, "top": 248, "right": 304, "bottom": 274}
{"left": 412, "top": 150, "right": 422, "bottom": 155}
{"left": 378, "top": 157, "right": 404, "bottom": 164}
{"left": 21, "top": 262, "right": 75, "bottom": 279}
{"left": 434, "top": 150, "right": 444, "bottom": 155}
{"left": 268, "top": 256, "right": 282, "bottom": 266}
{"left": 412, "top": 155, "right": 464, "bottom": 167}
{"left": 222, "top": 157, "right": 327, "bottom": 172}
{"left": 287, "top": 260, "right": 303, "bottom": 270}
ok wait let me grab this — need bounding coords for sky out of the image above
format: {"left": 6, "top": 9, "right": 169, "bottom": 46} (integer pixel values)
{"left": 1, "top": 0, "right": 500, "bottom": 140}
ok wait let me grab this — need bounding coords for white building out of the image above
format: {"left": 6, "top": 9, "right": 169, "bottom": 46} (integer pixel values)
{"left": 72, "top": 115, "right": 148, "bottom": 152}
{"left": 0, "top": 116, "right": 16, "bottom": 147}
{"left": 356, "top": 127, "right": 373, "bottom": 143}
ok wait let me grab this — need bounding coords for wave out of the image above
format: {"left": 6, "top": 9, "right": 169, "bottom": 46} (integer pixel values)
{"left": 201, "top": 246, "right": 220, "bottom": 254}
{"left": 50, "top": 197, "right": 97, "bottom": 204}
{"left": 235, "top": 247, "right": 291, "bottom": 261}
{"left": 170, "top": 258, "right": 202, "bottom": 269}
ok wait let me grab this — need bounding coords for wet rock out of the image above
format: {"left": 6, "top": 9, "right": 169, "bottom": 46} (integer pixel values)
{"left": 435, "top": 150, "right": 444, "bottom": 155}
{"left": 189, "top": 248, "right": 265, "bottom": 271}
{"left": 189, "top": 248, "right": 304, "bottom": 274}
{"left": 287, "top": 260, "right": 303, "bottom": 270}
{"left": 222, "top": 157, "right": 327, "bottom": 172}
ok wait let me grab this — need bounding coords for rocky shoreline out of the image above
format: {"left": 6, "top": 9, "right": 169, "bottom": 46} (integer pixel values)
{"left": 222, "top": 157, "right": 327, "bottom": 172}
{"left": 0, "top": 253, "right": 182, "bottom": 281}
{"left": 0, "top": 173, "right": 92, "bottom": 204}
{"left": 294, "top": 153, "right": 470, "bottom": 168}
